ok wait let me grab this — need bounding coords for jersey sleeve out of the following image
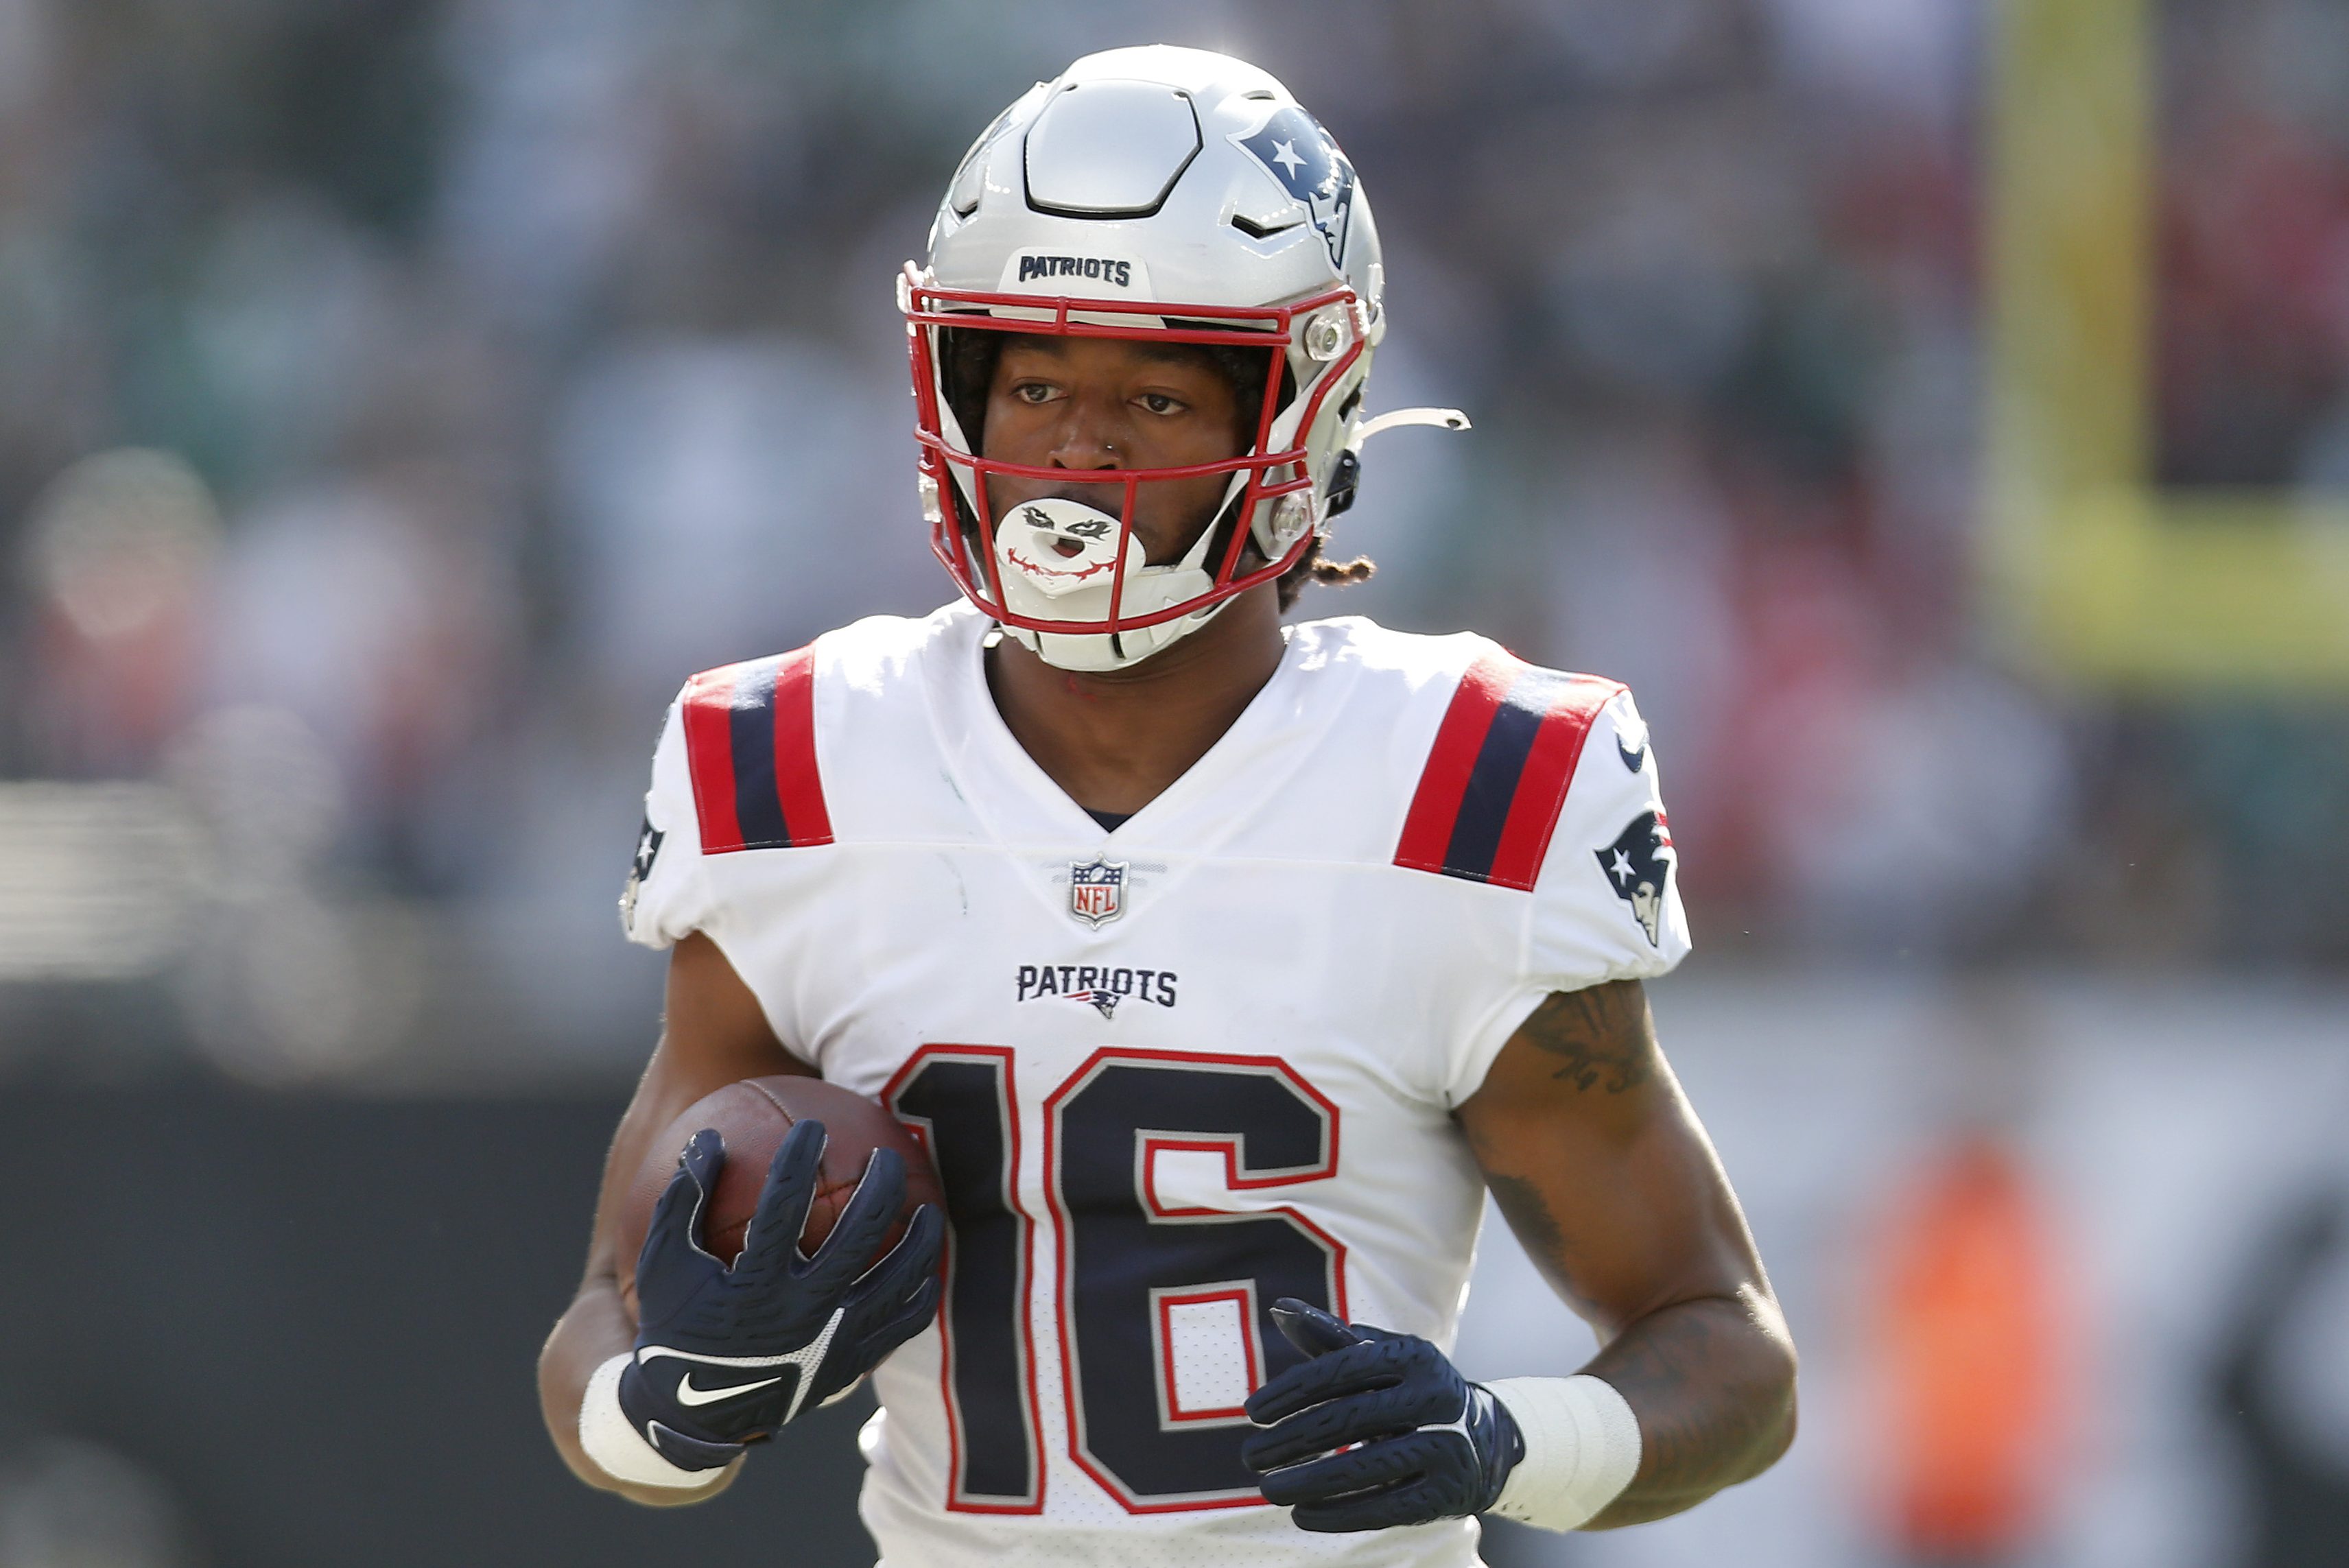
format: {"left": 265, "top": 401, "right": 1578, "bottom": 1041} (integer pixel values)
{"left": 1439, "top": 686, "right": 1690, "bottom": 1106}
{"left": 618, "top": 693, "right": 715, "bottom": 949}
{"left": 1526, "top": 686, "right": 1690, "bottom": 986}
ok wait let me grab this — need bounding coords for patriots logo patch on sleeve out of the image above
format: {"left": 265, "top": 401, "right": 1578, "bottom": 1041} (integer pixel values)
{"left": 1231, "top": 106, "right": 1357, "bottom": 268}
{"left": 620, "top": 815, "right": 665, "bottom": 931}
{"left": 1596, "top": 810, "right": 1675, "bottom": 947}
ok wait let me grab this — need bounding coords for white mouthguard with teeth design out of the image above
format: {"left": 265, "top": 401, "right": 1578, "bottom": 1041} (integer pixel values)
{"left": 996, "top": 497, "right": 1136, "bottom": 600}
{"left": 989, "top": 493, "right": 1219, "bottom": 672}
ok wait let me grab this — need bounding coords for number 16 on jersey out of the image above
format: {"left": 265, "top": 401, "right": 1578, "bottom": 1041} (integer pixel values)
{"left": 886, "top": 1044, "right": 1345, "bottom": 1513}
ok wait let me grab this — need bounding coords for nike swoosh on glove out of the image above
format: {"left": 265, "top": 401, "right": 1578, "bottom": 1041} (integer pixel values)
{"left": 1242, "top": 1298, "right": 1524, "bottom": 1532}
{"left": 618, "top": 1118, "right": 944, "bottom": 1473}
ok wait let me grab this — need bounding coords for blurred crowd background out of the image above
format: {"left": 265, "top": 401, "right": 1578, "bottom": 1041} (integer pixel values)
{"left": 0, "top": 1, "right": 2344, "bottom": 1565}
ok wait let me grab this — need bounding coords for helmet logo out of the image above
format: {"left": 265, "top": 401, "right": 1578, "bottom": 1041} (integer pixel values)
{"left": 1233, "top": 107, "right": 1356, "bottom": 269}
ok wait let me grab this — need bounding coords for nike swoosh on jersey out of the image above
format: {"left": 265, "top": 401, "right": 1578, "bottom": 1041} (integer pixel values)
{"left": 674, "top": 1370, "right": 784, "bottom": 1407}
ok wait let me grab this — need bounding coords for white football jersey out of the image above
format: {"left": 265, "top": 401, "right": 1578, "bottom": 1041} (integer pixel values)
{"left": 622, "top": 602, "right": 1689, "bottom": 1567}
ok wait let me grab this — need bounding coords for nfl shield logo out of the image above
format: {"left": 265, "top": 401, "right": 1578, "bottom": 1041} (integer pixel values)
{"left": 1068, "top": 855, "right": 1128, "bottom": 929}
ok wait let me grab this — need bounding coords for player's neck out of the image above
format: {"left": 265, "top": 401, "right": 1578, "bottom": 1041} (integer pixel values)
{"left": 984, "top": 584, "right": 1288, "bottom": 819}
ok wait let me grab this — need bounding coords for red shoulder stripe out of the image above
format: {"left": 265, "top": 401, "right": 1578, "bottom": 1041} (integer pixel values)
{"left": 1393, "top": 654, "right": 1515, "bottom": 875}
{"left": 679, "top": 646, "right": 833, "bottom": 854}
{"left": 768, "top": 646, "right": 832, "bottom": 847}
{"left": 1486, "top": 675, "right": 1620, "bottom": 891}
{"left": 1395, "top": 652, "right": 1622, "bottom": 891}
{"left": 682, "top": 664, "right": 746, "bottom": 853}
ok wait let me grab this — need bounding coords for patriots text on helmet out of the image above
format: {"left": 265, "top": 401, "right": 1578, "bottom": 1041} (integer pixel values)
{"left": 1015, "top": 255, "right": 1135, "bottom": 287}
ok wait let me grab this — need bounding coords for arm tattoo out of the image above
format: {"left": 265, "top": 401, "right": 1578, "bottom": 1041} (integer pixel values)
{"left": 1472, "top": 979, "right": 1797, "bottom": 1519}
{"left": 1515, "top": 983, "right": 1654, "bottom": 1094}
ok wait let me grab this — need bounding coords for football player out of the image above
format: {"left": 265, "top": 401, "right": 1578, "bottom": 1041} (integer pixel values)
{"left": 541, "top": 46, "right": 1795, "bottom": 1565}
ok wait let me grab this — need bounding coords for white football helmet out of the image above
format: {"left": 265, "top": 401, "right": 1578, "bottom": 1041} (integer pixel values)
{"left": 902, "top": 45, "right": 1466, "bottom": 671}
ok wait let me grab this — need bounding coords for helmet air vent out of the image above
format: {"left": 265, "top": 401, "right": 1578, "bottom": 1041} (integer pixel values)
{"left": 1231, "top": 211, "right": 1303, "bottom": 239}
{"left": 949, "top": 151, "right": 987, "bottom": 217}
{"left": 1024, "top": 80, "right": 1203, "bottom": 219}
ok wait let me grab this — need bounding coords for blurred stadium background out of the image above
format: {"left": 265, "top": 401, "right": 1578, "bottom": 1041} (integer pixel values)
{"left": 0, "top": 0, "right": 2345, "bottom": 1563}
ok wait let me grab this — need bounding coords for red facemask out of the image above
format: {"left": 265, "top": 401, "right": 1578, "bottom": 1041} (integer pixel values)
{"left": 903, "top": 263, "right": 1369, "bottom": 667}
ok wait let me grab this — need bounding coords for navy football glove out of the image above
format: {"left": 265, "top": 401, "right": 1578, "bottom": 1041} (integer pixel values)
{"left": 1242, "top": 1298, "right": 1524, "bottom": 1532}
{"left": 617, "top": 1119, "right": 945, "bottom": 1473}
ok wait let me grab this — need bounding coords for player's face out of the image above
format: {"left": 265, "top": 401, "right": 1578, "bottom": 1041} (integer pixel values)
{"left": 980, "top": 335, "right": 1253, "bottom": 566}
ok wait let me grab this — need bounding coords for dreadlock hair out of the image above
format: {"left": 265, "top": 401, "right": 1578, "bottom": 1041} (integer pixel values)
{"left": 936, "top": 326, "right": 1376, "bottom": 615}
{"left": 1279, "top": 532, "right": 1376, "bottom": 611}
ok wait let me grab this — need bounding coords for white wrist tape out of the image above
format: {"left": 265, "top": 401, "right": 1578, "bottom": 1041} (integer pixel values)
{"left": 578, "top": 1353, "right": 727, "bottom": 1490}
{"left": 1485, "top": 1375, "right": 1642, "bottom": 1531}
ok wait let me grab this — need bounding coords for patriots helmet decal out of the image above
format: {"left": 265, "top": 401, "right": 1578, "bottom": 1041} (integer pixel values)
{"left": 1233, "top": 106, "right": 1357, "bottom": 269}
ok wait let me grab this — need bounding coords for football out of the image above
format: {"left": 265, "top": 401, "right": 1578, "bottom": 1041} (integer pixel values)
{"left": 614, "top": 1075, "right": 943, "bottom": 1318}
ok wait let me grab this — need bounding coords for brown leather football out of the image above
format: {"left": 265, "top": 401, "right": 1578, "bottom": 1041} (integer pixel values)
{"left": 615, "top": 1075, "right": 943, "bottom": 1320}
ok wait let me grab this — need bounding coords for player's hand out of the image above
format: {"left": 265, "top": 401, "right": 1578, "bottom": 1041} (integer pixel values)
{"left": 617, "top": 1119, "right": 945, "bottom": 1473}
{"left": 1242, "top": 1298, "right": 1524, "bottom": 1532}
